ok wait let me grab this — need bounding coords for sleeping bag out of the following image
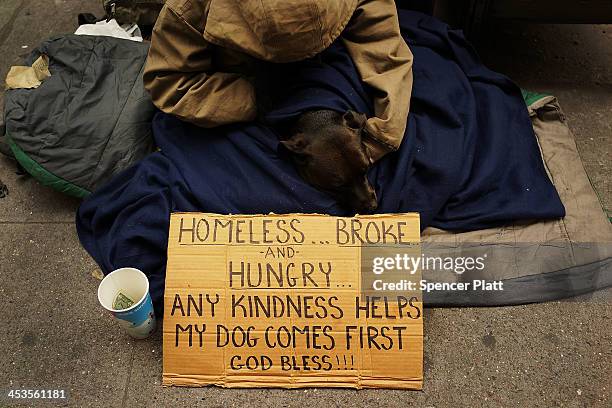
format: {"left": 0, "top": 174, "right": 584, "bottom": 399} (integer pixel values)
{"left": 3, "top": 35, "right": 156, "bottom": 197}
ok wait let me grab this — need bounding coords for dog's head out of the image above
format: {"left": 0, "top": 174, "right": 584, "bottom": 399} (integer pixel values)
{"left": 280, "top": 110, "right": 378, "bottom": 213}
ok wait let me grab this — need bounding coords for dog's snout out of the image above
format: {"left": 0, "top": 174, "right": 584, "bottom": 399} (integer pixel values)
{"left": 357, "top": 188, "right": 378, "bottom": 213}
{"left": 367, "top": 194, "right": 378, "bottom": 212}
{"left": 365, "top": 201, "right": 378, "bottom": 212}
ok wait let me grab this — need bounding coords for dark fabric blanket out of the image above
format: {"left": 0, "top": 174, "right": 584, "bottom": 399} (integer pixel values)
{"left": 76, "top": 10, "right": 565, "bottom": 314}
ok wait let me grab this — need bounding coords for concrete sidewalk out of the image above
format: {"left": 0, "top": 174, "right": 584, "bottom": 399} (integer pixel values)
{"left": 0, "top": 1, "right": 610, "bottom": 407}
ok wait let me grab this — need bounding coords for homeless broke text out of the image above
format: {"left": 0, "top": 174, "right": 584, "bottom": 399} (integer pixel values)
{"left": 178, "top": 215, "right": 416, "bottom": 289}
{"left": 177, "top": 215, "right": 417, "bottom": 246}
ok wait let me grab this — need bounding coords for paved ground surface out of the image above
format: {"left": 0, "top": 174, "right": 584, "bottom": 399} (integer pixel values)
{"left": 0, "top": 1, "right": 610, "bottom": 407}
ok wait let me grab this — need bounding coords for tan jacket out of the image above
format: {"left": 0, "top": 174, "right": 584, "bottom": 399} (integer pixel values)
{"left": 144, "top": 0, "right": 413, "bottom": 162}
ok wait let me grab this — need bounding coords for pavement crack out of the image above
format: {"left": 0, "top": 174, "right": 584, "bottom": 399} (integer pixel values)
{"left": 121, "top": 345, "right": 136, "bottom": 408}
{"left": 0, "top": 0, "right": 27, "bottom": 48}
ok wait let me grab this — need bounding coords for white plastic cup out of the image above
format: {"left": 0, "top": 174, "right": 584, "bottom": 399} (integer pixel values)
{"left": 98, "top": 267, "right": 156, "bottom": 339}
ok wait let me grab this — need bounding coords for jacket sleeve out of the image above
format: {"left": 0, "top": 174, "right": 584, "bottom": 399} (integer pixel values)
{"left": 143, "top": 2, "right": 257, "bottom": 127}
{"left": 341, "top": 0, "right": 413, "bottom": 162}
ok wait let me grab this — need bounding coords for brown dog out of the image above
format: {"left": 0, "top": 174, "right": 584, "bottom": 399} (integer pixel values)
{"left": 279, "top": 110, "right": 378, "bottom": 213}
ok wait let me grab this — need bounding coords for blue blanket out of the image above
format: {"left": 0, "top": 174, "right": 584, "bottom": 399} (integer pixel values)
{"left": 77, "top": 10, "right": 565, "bottom": 314}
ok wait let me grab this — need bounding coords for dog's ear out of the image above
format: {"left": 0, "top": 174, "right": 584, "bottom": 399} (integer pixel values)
{"left": 280, "top": 133, "right": 310, "bottom": 154}
{"left": 342, "top": 110, "right": 367, "bottom": 130}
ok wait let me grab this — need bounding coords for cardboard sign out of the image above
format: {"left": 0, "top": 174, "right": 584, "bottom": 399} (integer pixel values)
{"left": 163, "top": 212, "right": 423, "bottom": 389}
